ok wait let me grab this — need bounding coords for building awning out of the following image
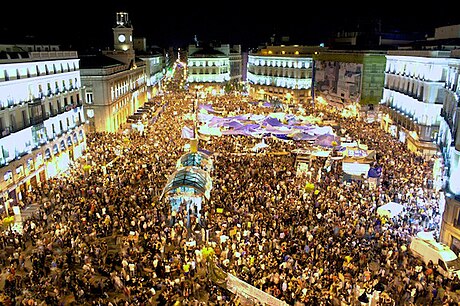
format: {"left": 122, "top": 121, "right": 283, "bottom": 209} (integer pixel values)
{"left": 160, "top": 166, "right": 212, "bottom": 200}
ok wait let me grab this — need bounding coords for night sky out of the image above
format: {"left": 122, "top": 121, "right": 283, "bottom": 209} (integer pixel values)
{"left": 1, "top": 2, "right": 460, "bottom": 51}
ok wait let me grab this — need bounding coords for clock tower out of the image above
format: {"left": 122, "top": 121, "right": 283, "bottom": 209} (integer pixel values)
{"left": 113, "top": 12, "right": 133, "bottom": 52}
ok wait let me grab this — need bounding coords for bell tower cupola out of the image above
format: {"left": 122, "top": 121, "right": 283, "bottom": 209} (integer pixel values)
{"left": 113, "top": 12, "right": 133, "bottom": 52}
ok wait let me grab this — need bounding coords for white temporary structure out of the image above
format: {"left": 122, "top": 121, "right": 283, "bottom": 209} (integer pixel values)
{"left": 377, "top": 202, "right": 405, "bottom": 218}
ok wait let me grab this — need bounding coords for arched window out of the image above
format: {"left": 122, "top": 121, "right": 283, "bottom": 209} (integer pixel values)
{"left": 53, "top": 144, "right": 59, "bottom": 155}
{"left": 45, "top": 148, "right": 51, "bottom": 160}
{"left": 78, "top": 130, "right": 84, "bottom": 142}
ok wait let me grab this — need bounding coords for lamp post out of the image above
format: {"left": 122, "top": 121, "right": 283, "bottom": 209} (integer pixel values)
{"left": 311, "top": 53, "right": 317, "bottom": 109}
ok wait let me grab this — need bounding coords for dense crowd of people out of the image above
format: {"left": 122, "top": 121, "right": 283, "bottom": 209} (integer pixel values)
{"left": 0, "top": 65, "right": 455, "bottom": 306}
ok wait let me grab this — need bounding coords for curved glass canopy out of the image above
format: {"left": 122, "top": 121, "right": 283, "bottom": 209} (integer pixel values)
{"left": 176, "top": 151, "right": 213, "bottom": 171}
{"left": 161, "top": 166, "right": 212, "bottom": 200}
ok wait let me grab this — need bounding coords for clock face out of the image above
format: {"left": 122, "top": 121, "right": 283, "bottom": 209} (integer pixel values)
{"left": 118, "top": 34, "right": 126, "bottom": 43}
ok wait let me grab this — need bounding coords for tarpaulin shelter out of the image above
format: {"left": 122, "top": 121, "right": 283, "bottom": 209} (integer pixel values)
{"left": 341, "top": 147, "right": 376, "bottom": 179}
{"left": 289, "top": 132, "right": 317, "bottom": 141}
{"left": 197, "top": 112, "right": 335, "bottom": 141}
{"left": 181, "top": 126, "right": 195, "bottom": 139}
{"left": 199, "top": 104, "right": 216, "bottom": 113}
{"left": 314, "top": 134, "right": 341, "bottom": 148}
{"left": 251, "top": 140, "right": 269, "bottom": 152}
{"left": 342, "top": 148, "right": 376, "bottom": 164}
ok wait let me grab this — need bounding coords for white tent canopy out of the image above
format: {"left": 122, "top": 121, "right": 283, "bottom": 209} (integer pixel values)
{"left": 377, "top": 202, "right": 405, "bottom": 218}
{"left": 416, "top": 231, "right": 436, "bottom": 241}
{"left": 251, "top": 140, "right": 269, "bottom": 152}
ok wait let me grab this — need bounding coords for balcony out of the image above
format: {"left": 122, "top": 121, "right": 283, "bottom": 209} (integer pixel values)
{"left": 0, "top": 120, "right": 36, "bottom": 137}
{"left": 64, "top": 103, "right": 80, "bottom": 112}
{"left": 29, "top": 113, "right": 49, "bottom": 125}
{"left": 0, "top": 113, "right": 49, "bottom": 139}
{"left": 0, "top": 128, "right": 11, "bottom": 139}
{"left": 30, "top": 97, "right": 44, "bottom": 106}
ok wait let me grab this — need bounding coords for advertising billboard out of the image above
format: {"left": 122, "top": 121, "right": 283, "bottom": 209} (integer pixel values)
{"left": 315, "top": 61, "right": 363, "bottom": 105}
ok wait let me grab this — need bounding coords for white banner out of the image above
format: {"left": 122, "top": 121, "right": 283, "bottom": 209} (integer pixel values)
{"left": 226, "top": 273, "right": 288, "bottom": 306}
